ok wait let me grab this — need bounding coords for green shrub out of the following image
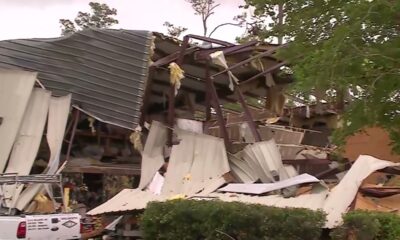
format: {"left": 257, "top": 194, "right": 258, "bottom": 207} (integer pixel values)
{"left": 331, "top": 210, "right": 400, "bottom": 240}
{"left": 140, "top": 199, "right": 326, "bottom": 240}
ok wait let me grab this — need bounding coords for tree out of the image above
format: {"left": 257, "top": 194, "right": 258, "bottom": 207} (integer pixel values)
{"left": 164, "top": 0, "right": 245, "bottom": 38}
{"left": 163, "top": 21, "right": 188, "bottom": 38}
{"left": 59, "top": 2, "right": 119, "bottom": 35}
{"left": 245, "top": 0, "right": 400, "bottom": 152}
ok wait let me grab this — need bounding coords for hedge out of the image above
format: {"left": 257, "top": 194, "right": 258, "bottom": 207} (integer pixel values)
{"left": 331, "top": 210, "right": 400, "bottom": 240}
{"left": 140, "top": 199, "right": 326, "bottom": 240}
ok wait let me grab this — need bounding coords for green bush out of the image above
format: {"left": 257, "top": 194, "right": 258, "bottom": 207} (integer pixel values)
{"left": 331, "top": 210, "right": 400, "bottom": 240}
{"left": 140, "top": 199, "right": 326, "bottom": 240}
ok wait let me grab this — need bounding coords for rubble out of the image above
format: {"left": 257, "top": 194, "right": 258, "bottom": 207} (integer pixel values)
{"left": 1, "top": 29, "right": 399, "bottom": 239}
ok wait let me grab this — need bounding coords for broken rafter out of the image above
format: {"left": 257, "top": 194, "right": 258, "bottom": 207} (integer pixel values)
{"left": 240, "top": 61, "right": 288, "bottom": 86}
{"left": 167, "top": 36, "right": 190, "bottom": 146}
{"left": 185, "top": 34, "right": 234, "bottom": 47}
{"left": 151, "top": 47, "right": 197, "bottom": 67}
{"left": 211, "top": 44, "right": 288, "bottom": 78}
{"left": 195, "top": 40, "right": 259, "bottom": 60}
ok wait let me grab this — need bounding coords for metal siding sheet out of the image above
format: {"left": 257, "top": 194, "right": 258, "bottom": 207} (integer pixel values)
{"left": 323, "top": 155, "right": 400, "bottom": 228}
{"left": 0, "top": 29, "right": 153, "bottom": 129}
{"left": 205, "top": 185, "right": 328, "bottom": 211}
{"left": 87, "top": 189, "right": 166, "bottom": 215}
{"left": 2, "top": 88, "right": 51, "bottom": 207}
{"left": 47, "top": 94, "right": 72, "bottom": 174}
{"left": 162, "top": 130, "right": 230, "bottom": 196}
{"left": 138, "top": 121, "right": 167, "bottom": 189}
{"left": 0, "top": 70, "right": 36, "bottom": 173}
{"left": 229, "top": 152, "right": 258, "bottom": 183}
{"left": 218, "top": 174, "right": 320, "bottom": 195}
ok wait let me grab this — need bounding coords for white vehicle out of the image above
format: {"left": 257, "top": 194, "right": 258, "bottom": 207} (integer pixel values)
{"left": 0, "top": 213, "right": 81, "bottom": 240}
{"left": 0, "top": 174, "right": 82, "bottom": 240}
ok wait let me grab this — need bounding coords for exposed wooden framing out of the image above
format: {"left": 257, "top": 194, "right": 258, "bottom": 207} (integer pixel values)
{"left": 185, "top": 34, "right": 234, "bottom": 47}
{"left": 240, "top": 61, "right": 288, "bottom": 86}
{"left": 195, "top": 40, "right": 259, "bottom": 60}
{"left": 65, "top": 109, "right": 80, "bottom": 163}
{"left": 209, "top": 74, "right": 231, "bottom": 150}
{"left": 151, "top": 47, "right": 197, "bottom": 67}
{"left": 167, "top": 36, "right": 190, "bottom": 146}
{"left": 205, "top": 62, "right": 212, "bottom": 123}
{"left": 211, "top": 44, "right": 287, "bottom": 78}
{"left": 234, "top": 85, "right": 262, "bottom": 141}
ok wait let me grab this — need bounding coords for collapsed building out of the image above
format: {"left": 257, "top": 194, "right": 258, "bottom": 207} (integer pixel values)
{"left": 0, "top": 29, "right": 399, "bottom": 238}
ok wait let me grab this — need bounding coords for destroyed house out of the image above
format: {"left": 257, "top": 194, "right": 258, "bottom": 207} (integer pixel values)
{"left": 1, "top": 29, "right": 400, "bottom": 238}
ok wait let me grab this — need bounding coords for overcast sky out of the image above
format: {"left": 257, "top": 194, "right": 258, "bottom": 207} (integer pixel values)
{"left": 0, "top": 0, "right": 247, "bottom": 42}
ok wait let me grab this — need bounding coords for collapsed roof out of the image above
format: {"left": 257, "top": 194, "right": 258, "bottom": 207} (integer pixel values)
{"left": 0, "top": 29, "right": 290, "bottom": 129}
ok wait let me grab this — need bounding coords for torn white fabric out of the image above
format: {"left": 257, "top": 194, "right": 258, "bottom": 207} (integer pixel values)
{"left": 210, "top": 51, "right": 239, "bottom": 91}
{"left": 323, "top": 155, "right": 400, "bottom": 228}
{"left": 218, "top": 174, "right": 320, "bottom": 195}
{"left": 0, "top": 70, "right": 36, "bottom": 173}
{"left": 3, "top": 88, "right": 51, "bottom": 207}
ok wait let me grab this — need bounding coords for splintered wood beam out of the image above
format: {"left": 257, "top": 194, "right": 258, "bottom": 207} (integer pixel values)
{"left": 207, "top": 63, "right": 231, "bottom": 150}
{"left": 167, "top": 36, "right": 189, "bottom": 146}
{"left": 234, "top": 86, "right": 262, "bottom": 142}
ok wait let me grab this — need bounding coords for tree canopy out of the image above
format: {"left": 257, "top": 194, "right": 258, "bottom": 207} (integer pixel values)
{"left": 245, "top": 0, "right": 400, "bottom": 152}
{"left": 59, "top": 2, "right": 119, "bottom": 35}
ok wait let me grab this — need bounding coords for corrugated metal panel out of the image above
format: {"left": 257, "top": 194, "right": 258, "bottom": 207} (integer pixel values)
{"left": 323, "top": 155, "right": 400, "bottom": 228}
{"left": 162, "top": 130, "right": 230, "bottom": 196}
{"left": 243, "top": 139, "right": 295, "bottom": 183}
{"left": 218, "top": 174, "right": 320, "bottom": 195}
{"left": 0, "top": 29, "right": 153, "bottom": 129}
{"left": 203, "top": 185, "right": 328, "bottom": 212}
{"left": 47, "top": 94, "right": 72, "bottom": 174}
{"left": 229, "top": 152, "right": 258, "bottom": 183}
{"left": 0, "top": 70, "right": 36, "bottom": 173}
{"left": 138, "top": 121, "right": 167, "bottom": 189}
{"left": 87, "top": 189, "right": 166, "bottom": 215}
{"left": 3, "top": 88, "right": 51, "bottom": 207}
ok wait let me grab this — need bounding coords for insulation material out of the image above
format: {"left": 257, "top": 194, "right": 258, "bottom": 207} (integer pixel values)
{"left": 168, "top": 62, "right": 185, "bottom": 95}
{"left": 3, "top": 88, "right": 51, "bottom": 207}
{"left": 323, "top": 155, "right": 400, "bottom": 228}
{"left": 138, "top": 121, "right": 167, "bottom": 189}
{"left": 210, "top": 51, "right": 239, "bottom": 91}
{"left": 218, "top": 174, "right": 320, "bottom": 195}
{"left": 162, "top": 130, "right": 230, "bottom": 196}
{"left": 0, "top": 70, "right": 36, "bottom": 173}
{"left": 130, "top": 130, "right": 143, "bottom": 153}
